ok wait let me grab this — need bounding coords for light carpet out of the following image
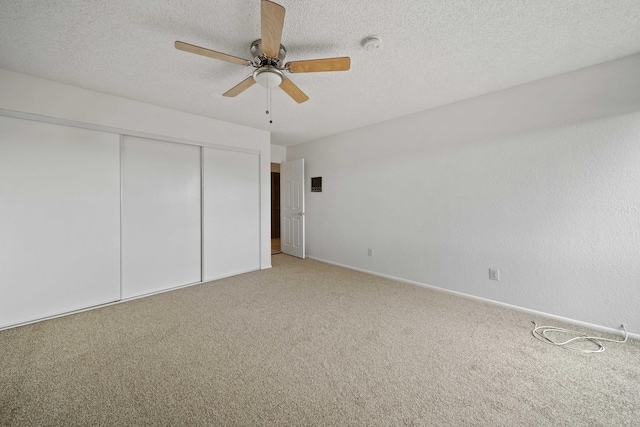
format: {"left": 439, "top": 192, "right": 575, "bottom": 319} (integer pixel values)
{"left": 1, "top": 255, "right": 638, "bottom": 426}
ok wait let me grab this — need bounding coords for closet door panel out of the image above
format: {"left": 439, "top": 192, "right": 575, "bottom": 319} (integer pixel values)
{"left": 121, "top": 136, "right": 201, "bottom": 298}
{"left": 0, "top": 116, "right": 120, "bottom": 328}
{"left": 203, "top": 148, "right": 260, "bottom": 281}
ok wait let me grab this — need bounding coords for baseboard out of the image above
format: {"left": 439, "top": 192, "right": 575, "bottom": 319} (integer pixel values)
{"left": 0, "top": 300, "right": 121, "bottom": 331}
{"left": 201, "top": 267, "right": 262, "bottom": 284}
{"left": 0, "top": 267, "right": 262, "bottom": 332}
{"left": 307, "top": 256, "right": 639, "bottom": 341}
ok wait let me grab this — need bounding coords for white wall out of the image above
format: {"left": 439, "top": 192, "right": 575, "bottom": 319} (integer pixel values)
{"left": 271, "top": 144, "right": 287, "bottom": 164}
{"left": 288, "top": 61, "right": 640, "bottom": 334}
{"left": 0, "top": 68, "right": 272, "bottom": 269}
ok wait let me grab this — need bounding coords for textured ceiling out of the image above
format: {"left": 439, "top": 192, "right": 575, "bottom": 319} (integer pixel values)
{"left": 1, "top": 1, "right": 640, "bottom": 146}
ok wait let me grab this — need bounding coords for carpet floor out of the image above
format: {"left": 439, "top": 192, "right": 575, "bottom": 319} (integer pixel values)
{"left": 1, "top": 255, "right": 638, "bottom": 426}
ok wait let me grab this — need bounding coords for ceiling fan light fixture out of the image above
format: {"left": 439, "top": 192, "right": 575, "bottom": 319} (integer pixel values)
{"left": 253, "top": 67, "right": 284, "bottom": 88}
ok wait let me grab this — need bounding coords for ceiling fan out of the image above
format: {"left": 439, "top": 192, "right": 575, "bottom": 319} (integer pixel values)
{"left": 175, "top": 0, "right": 350, "bottom": 104}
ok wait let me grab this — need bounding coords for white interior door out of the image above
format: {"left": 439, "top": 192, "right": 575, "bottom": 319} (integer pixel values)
{"left": 281, "top": 158, "right": 305, "bottom": 258}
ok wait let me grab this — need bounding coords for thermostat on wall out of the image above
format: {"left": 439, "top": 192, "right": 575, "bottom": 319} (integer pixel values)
{"left": 311, "top": 177, "right": 322, "bottom": 192}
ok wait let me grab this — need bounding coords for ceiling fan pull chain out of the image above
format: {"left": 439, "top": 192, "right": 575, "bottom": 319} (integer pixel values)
{"left": 270, "top": 88, "right": 273, "bottom": 124}
{"left": 266, "top": 84, "right": 273, "bottom": 124}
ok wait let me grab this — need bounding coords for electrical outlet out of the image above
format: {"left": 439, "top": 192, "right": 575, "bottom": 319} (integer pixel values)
{"left": 368, "top": 248, "right": 374, "bottom": 257}
{"left": 489, "top": 268, "right": 500, "bottom": 281}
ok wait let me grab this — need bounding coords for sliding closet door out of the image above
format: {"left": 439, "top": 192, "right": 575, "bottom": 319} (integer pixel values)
{"left": 0, "top": 116, "right": 120, "bottom": 328}
{"left": 121, "top": 136, "right": 201, "bottom": 298}
{"left": 203, "top": 148, "right": 260, "bottom": 281}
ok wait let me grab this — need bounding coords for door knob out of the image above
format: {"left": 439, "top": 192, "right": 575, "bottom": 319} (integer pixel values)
{"left": 298, "top": 212, "right": 305, "bottom": 216}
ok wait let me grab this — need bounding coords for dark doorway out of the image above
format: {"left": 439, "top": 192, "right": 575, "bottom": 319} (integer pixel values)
{"left": 271, "top": 171, "right": 281, "bottom": 238}
{"left": 271, "top": 164, "right": 281, "bottom": 254}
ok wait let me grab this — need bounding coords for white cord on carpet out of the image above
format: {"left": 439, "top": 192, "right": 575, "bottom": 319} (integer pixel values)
{"left": 531, "top": 321, "right": 627, "bottom": 353}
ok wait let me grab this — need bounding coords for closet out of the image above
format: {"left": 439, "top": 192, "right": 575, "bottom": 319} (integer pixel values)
{"left": 202, "top": 147, "right": 260, "bottom": 281}
{"left": 0, "top": 115, "right": 261, "bottom": 329}
{"left": 121, "top": 136, "right": 202, "bottom": 298}
{"left": 0, "top": 116, "right": 121, "bottom": 326}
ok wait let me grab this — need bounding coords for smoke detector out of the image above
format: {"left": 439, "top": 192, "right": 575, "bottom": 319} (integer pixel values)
{"left": 362, "top": 36, "right": 382, "bottom": 51}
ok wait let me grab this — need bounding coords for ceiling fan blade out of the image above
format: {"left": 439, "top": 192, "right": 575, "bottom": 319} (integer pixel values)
{"left": 279, "top": 78, "right": 309, "bottom": 103}
{"left": 286, "top": 57, "right": 351, "bottom": 73}
{"left": 261, "top": 0, "right": 285, "bottom": 57}
{"left": 223, "top": 76, "right": 256, "bottom": 97}
{"left": 175, "top": 41, "right": 251, "bottom": 66}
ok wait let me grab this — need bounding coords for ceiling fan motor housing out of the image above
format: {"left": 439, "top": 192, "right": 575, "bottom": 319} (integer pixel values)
{"left": 250, "top": 39, "right": 286, "bottom": 67}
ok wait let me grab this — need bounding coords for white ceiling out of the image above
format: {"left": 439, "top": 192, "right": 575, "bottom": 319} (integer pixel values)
{"left": 1, "top": 1, "right": 640, "bottom": 146}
